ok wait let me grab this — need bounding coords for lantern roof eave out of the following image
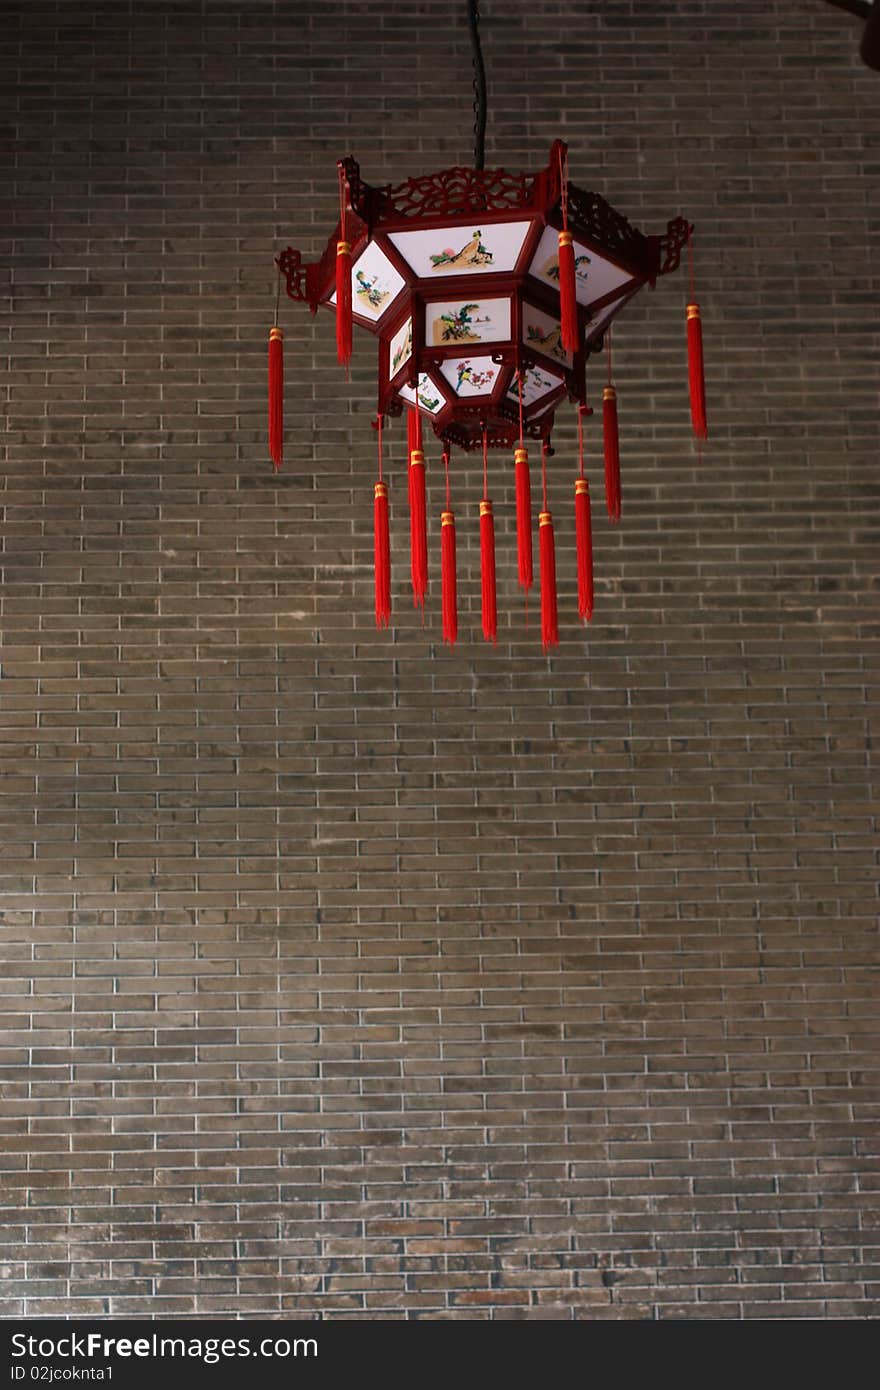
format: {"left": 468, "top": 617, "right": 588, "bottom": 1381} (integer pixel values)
{"left": 277, "top": 142, "right": 692, "bottom": 313}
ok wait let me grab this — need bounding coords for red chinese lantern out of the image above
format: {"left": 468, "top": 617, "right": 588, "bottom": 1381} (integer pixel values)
{"left": 270, "top": 4, "right": 705, "bottom": 643}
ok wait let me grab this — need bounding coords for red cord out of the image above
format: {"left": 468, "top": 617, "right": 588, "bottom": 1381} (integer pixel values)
{"left": 377, "top": 415, "right": 383, "bottom": 481}
{"left": 443, "top": 449, "right": 451, "bottom": 510}
{"left": 577, "top": 403, "right": 586, "bottom": 480}
{"left": 541, "top": 441, "right": 549, "bottom": 513}
{"left": 518, "top": 370, "right": 524, "bottom": 444}
{"left": 559, "top": 146, "right": 569, "bottom": 230}
{"left": 482, "top": 429, "right": 488, "bottom": 502}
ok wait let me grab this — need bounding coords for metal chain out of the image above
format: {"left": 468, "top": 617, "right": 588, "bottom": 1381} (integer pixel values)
{"left": 466, "top": 0, "right": 487, "bottom": 170}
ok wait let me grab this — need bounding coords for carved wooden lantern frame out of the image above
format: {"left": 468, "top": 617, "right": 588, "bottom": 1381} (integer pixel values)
{"left": 276, "top": 140, "right": 690, "bottom": 451}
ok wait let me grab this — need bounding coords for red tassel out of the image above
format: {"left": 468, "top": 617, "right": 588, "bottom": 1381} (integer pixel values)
{"left": 407, "top": 407, "right": 422, "bottom": 456}
{"left": 687, "top": 302, "right": 708, "bottom": 440}
{"left": 441, "top": 510, "right": 457, "bottom": 646}
{"left": 514, "top": 446, "right": 533, "bottom": 592}
{"left": 374, "top": 480, "right": 390, "bottom": 629}
{"left": 407, "top": 409, "right": 428, "bottom": 609}
{"left": 575, "top": 478, "right": 594, "bottom": 623}
{"left": 480, "top": 500, "right": 497, "bottom": 644}
{"left": 539, "top": 511, "right": 559, "bottom": 652}
{"left": 558, "top": 230, "right": 579, "bottom": 356}
{"left": 603, "top": 385, "right": 621, "bottom": 523}
{"left": 268, "top": 326, "right": 283, "bottom": 471}
{"left": 408, "top": 451, "right": 427, "bottom": 611}
{"left": 336, "top": 239, "right": 352, "bottom": 368}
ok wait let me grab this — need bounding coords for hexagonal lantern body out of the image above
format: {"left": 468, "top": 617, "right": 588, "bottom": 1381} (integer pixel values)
{"left": 277, "top": 141, "right": 690, "bottom": 451}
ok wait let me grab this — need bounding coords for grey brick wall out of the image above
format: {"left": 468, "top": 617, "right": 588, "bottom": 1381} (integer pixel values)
{"left": 1, "top": 0, "right": 877, "bottom": 1319}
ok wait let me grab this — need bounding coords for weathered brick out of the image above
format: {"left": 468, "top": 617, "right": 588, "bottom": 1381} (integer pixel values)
{"left": 0, "top": 0, "right": 877, "bottom": 1321}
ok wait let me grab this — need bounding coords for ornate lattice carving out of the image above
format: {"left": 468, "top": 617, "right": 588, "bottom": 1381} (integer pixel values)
{"left": 277, "top": 157, "right": 373, "bottom": 308}
{"left": 436, "top": 402, "right": 556, "bottom": 452}
{"left": 368, "top": 141, "right": 565, "bottom": 223}
{"left": 379, "top": 165, "right": 536, "bottom": 219}
{"left": 276, "top": 247, "right": 308, "bottom": 302}
{"left": 339, "top": 156, "right": 369, "bottom": 220}
{"left": 441, "top": 419, "right": 516, "bottom": 451}
{"left": 565, "top": 186, "right": 648, "bottom": 266}
{"left": 656, "top": 216, "right": 692, "bottom": 277}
